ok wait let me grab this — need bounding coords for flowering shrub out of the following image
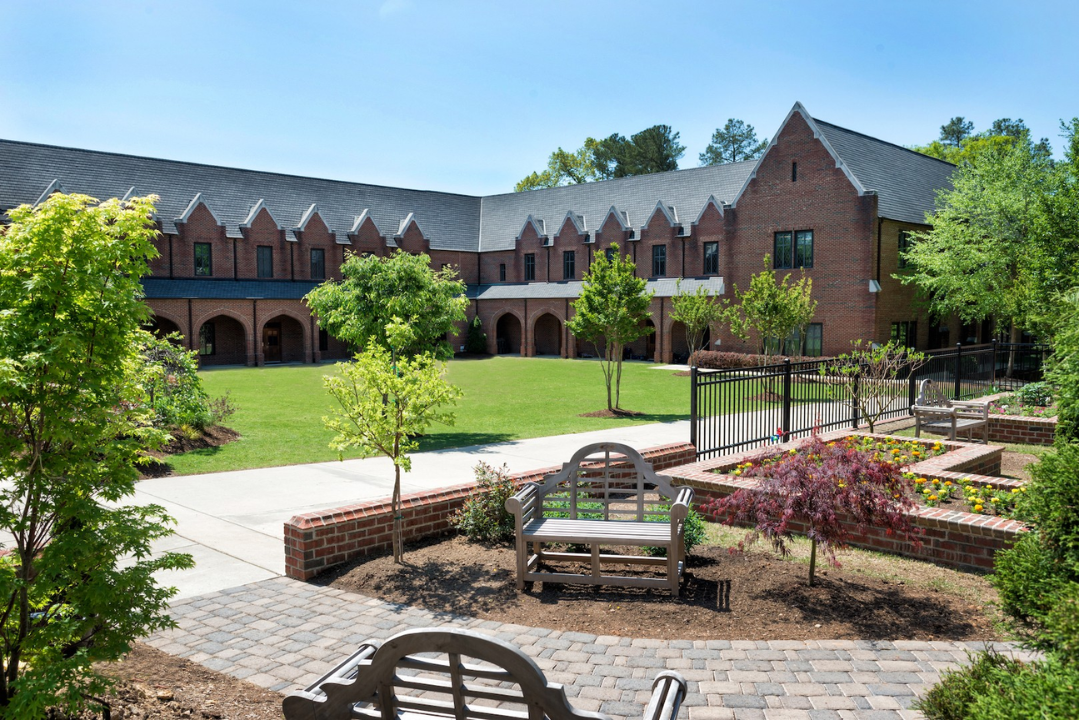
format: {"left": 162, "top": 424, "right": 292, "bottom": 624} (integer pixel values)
{"left": 452, "top": 462, "right": 518, "bottom": 542}
{"left": 703, "top": 437, "right": 922, "bottom": 585}
{"left": 989, "top": 393, "right": 1057, "bottom": 418}
{"left": 720, "top": 436, "right": 946, "bottom": 477}
{"left": 694, "top": 350, "right": 831, "bottom": 370}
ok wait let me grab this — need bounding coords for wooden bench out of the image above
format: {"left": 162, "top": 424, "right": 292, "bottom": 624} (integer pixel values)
{"left": 911, "top": 379, "right": 990, "bottom": 443}
{"left": 282, "top": 627, "right": 687, "bottom": 720}
{"left": 505, "top": 442, "right": 694, "bottom": 596}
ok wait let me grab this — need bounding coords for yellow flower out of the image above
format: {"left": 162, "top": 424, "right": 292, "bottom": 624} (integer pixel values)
{"left": 944, "top": 481, "right": 952, "bottom": 486}
{"left": 991, "top": 497, "right": 1000, "bottom": 503}
{"left": 932, "top": 479, "right": 940, "bottom": 485}
{"left": 1011, "top": 488, "right": 1020, "bottom": 494}
{"left": 915, "top": 478, "right": 926, "bottom": 485}
{"left": 974, "top": 504, "right": 984, "bottom": 512}
{"left": 891, "top": 449, "right": 900, "bottom": 455}
{"left": 929, "top": 495, "right": 938, "bottom": 501}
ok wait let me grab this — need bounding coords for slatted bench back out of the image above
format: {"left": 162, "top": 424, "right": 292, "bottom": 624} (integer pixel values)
{"left": 286, "top": 628, "right": 609, "bottom": 720}
{"left": 532, "top": 443, "right": 681, "bottom": 524}
{"left": 916, "top": 379, "right": 952, "bottom": 408}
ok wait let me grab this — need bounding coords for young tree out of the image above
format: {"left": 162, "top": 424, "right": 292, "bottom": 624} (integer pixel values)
{"left": 670, "top": 280, "right": 730, "bottom": 367}
{"left": 515, "top": 139, "right": 603, "bottom": 192}
{"left": 464, "top": 316, "right": 488, "bottom": 354}
{"left": 323, "top": 334, "right": 461, "bottom": 563}
{"left": 729, "top": 256, "right": 817, "bottom": 365}
{"left": 568, "top": 244, "right": 654, "bottom": 412}
{"left": 0, "top": 193, "right": 193, "bottom": 716}
{"left": 304, "top": 251, "right": 467, "bottom": 361}
{"left": 822, "top": 340, "right": 927, "bottom": 433}
{"left": 699, "top": 119, "right": 769, "bottom": 165}
{"left": 899, "top": 121, "right": 1079, "bottom": 340}
{"left": 703, "top": 438, "right": 921, "bottom": 585}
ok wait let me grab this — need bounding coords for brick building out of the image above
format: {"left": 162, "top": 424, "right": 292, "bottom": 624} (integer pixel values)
{"left": 0, "top": 102, "right": 965, "bottom": 366}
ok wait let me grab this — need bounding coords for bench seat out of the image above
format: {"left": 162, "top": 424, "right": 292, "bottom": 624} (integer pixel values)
{"left": 522, "top": 518, "right": 673, "bottom": 546}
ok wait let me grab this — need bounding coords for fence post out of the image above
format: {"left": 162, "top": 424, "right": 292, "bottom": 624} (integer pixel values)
{"left": 954, "top": 343, "right": 963, "bottom": 400}
{"left": 689, "top": 365, "right": 698, "bottom": 450}
{"left": 851, "top": 367, "right": 860, "bottom": 430}
{"left": 781, "top": 359, "right": 792, "bottom": 440}
{"left": 990, "top": 339, "right": 998, "bottom": 389}
{"left": 908, "top": 359, "right": 917, "bottom": 415}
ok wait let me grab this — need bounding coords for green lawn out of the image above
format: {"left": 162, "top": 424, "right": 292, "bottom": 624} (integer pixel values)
{"left": 167, "top": 357, "right": 839, "bottom": 475}
{"left": 168, "top": 358, "right": 688, "bottom": 475}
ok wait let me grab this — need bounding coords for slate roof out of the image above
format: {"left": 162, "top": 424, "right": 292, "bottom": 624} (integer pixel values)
{"left": 813, "top": 119, "right": 955, "bottom": 225}
{"left": 0, "top": 140, "right": 482, "bottom": 252}
{"left": 0, "top": 102, "right": 957, "bottom": 258}
{"left": 477, "top": 162, "right": 755, "bottom": 251}
{"left": 142, "top": 278, "right": 321, "bottom": 299}
{"left": 466, "top": 276, "right": 725, "bottom": 301}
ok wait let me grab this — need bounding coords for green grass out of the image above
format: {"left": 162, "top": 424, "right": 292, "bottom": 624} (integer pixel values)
{"left": 167, "top": 357, "right": 846, "bottom": 475}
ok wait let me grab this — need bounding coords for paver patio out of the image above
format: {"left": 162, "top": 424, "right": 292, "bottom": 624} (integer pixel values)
{"left": 147, "top": 576, "right": 1032, "bottom": 720}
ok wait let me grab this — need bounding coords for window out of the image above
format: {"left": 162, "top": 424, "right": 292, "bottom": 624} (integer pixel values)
{"left": 563, "top": 251, "right": 575, "bottom": 280}
{"left": 198, "top": 322, "right": 215, "bottom": 356}
{"left": 766, "top": 323, "right": 823, "bottom": 357}
{"left": 703, "top": 242, "right": 719, "bottom": 275}
{"left": 310, "top": 248, "right": 325, "bottom": 280}
{"left": 257, "top": 246, "right": 273, "bottom": 278}
{"left": 891, "top": 321, "right": 917, "bottom": 349}
{"left": 651, "top": 245, "right": 666, "bottom": 277}
{"left": 605, "top": 247, "right": 616, "bottom": 262}
{"left": 524, "top": 253, "right": 535, "bottom": 281}
{"left": 774, "top": 230, "right": 813, "bottom": 269}
{"left": 794, "top": 230, "right": 813, "bottom": 268}
{"left": 792, "top": 161, "right": 798, "bottom": 182}
{"left": 898, "top": 230, "right": 911, "bottom": 269}
{"left": 319, "top": 329, "right": 329, "bottom": 352}
{"left": 773, "top": 232, "right": 792, "bottom": 269}
{"left": 802, "top": 323, "right": 822, "bottom": 357}
{"left": 499, "top": 263, "right": 506, "bottom": 282}
{"left": 194, "top": 243, "right": 212, "bottom": 276}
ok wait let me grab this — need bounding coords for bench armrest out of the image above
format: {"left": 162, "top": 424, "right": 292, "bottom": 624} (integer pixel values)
{"left": 952, "top": 400, "right": 990, "bottom": 419}
{"left": 642, "top": 671, "right": 687, "bottom": 720}
{"left": 505, "top": 482, "right": 538, "bottom": 518}
{"left": 283, "top": 643, "right": 379, "bottom": 719}
{"left": 670, "top": 487, "right": 694, "bottom": 521}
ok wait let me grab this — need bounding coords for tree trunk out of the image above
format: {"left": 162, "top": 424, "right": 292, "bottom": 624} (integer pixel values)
{"left": 392, "top": 464, "right": 402, "bottom": 563}
{"left": 605, "top": 341, "right": 614, "bottom": 411}
{"left": 808, "top": 538, "right": 817, "bottom": 586}
{"left": 614, "top": 343, "right": 624, "bottom": 409}
{"left": 1006, "top": 324, "right": 1022, "bottom": 378}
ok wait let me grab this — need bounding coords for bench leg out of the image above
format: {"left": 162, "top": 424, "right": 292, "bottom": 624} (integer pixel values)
{"left": 668, "top": 543, "right": 680, "bottom": 596}
{"left": 515, "top": 535, "right": 526, "bottom": 591}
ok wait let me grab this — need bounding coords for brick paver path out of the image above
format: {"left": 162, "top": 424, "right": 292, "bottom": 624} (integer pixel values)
{"left": 146, "top": 577, "right": 1030, "bottom": 720}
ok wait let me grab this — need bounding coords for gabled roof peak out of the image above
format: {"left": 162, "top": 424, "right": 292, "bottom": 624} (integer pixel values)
{"left": 240, "top": 198, "right": 283, "bottom": 230}
{"left": 34, "top": 179, "right": 65, "bottom": 206}
{"left": 175, "top": 192, "right": 224, "bottom": 226}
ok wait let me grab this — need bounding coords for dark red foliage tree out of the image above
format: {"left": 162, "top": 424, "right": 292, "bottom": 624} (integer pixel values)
{"left": 703, "top": 437, "right": 922, "bottom": 585}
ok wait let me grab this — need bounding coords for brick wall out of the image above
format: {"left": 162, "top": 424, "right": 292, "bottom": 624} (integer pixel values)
{"left": 669, "top": 430, "right": 1021, "bottom": 572}
{"left": 988, "top": 415, "right": 1056, "bottom": 445}
{"left": 283, "top": 443, "right": 697, "bottom": 581}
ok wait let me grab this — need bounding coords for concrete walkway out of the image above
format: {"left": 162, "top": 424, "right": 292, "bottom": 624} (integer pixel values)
{"left": 137, "top": 419, "right": 693, "bottom": 599}
{"left": 148, "top": 576, "right": 1026, "bottom": 720}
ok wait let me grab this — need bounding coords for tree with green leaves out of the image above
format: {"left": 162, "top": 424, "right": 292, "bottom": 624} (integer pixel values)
{"left": 899, "top": 119, "right": 1079, "bottom": 341}
{"left": 729, "top": 256, "right": 817, "bottom": 365}
{"left": 822, "top": 340, "right": 927, "bottom": 433}
{"left": 939, "top": 116, "right": 974, "bottom": 147}
{"left": 323, "top": 335, "right": 461, "bottom": 563}
{"left": 304, "top": 251, "right": 467, "bottom": 361}
{"left": 568, "top": 244, "right": 654, "bottom": 412}
{"left": 699, "top": 119, "right": 769, "bottom": 165}
{"left": 670, "top": 281, "right": 730, "bottom": 367}
{"left": 514, "top": 139, "right": 603, "bottom": 192}
{"left": 0, "top": 193, "right": 193, "bottom": 716}
{"left": 593, "top": 125, "right": 685, "bottom": 178}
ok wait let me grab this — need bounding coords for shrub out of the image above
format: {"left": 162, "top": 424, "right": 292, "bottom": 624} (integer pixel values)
{"left": 140, "top": 333, "right": 212, "bottom": 429}
{"left": 694, "top": 350, "right": 830, "bottom": 370}
{"left": 702, "top": 437, "right": 921, "bottom": 585}
{"left": 1015, "top": 380, "right": 1053, "bottom": 407}
{"left": 452, "top": 462, "right": 518, "bottom": 542}
{"left": 465, "top": 316, "right": 488, "bottom": 354}
{"left": 914, "top": 650, "right": 1078, "bottom": 720}
{"left": 643, "top": 508, "right": 708, "bottom": 557}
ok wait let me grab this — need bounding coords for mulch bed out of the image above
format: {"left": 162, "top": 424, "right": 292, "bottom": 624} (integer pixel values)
{"left": 64, "top": 643, "right": 283, "bottom": 719}
{"left": 578, "top": 409, "right": 645, "bottom": 418}
{"left": 140, "top": 426, "right": 240, "bottom": 478}
{"left": 322, "top": 534, "right": 999, "bottom": 642}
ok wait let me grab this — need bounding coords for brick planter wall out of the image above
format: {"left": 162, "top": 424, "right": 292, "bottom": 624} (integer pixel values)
{"left": 988, "top": 414, "right": 1057, "bottom": 445}
{"left": 283, "top": 443, "right": 697, "bottom": 581}
{"left": 668, "top": 430, "right": 1025, "bottom": 572}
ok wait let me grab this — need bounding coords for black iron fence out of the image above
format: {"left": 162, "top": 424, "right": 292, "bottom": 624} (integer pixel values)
{"left": 690, "top": 341, "right": 1049, "bottom": 459}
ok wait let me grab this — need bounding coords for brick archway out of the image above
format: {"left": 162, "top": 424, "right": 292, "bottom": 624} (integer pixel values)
{"left": 532, "top": 313, "right": 562, "bottom": 356}
{"left": 195, "top": 314, "right": 250, "bottom": 367}
{"left": 259, "top": 313, "right": 310, "bottom": 364}
{"left": 492, "top": 311, "right": 523, "bottom": 356}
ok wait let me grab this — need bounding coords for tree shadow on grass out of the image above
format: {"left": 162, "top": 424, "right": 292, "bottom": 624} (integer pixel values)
{"left": 417, "top": 432, "right": 516, "bottom": 452}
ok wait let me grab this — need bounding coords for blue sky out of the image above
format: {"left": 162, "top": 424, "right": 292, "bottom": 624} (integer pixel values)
{"left": 2, "top": 1, "right": 1077, "bottom": 195}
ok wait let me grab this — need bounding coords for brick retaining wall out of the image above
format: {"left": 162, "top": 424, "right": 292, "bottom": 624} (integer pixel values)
{"left": 668, "top": 430, "right": 1025, "bottom": 572}
{"left": 988, "top": 414, "right": 1056, "bottom": 445}
{"left": 283, "top": 443, "right": 697, "bottom": 580}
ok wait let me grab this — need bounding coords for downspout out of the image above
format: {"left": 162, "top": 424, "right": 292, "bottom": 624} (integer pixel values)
{"left": 875, "top": 217, "right": 883, "bottom": 283}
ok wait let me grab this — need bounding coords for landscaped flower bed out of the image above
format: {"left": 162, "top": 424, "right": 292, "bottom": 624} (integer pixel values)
{"left": 714, "top": 434, "right": 1020, "bottom": 517}
{"left": 988, "top": 382, "right": 1057, "bottom": 418}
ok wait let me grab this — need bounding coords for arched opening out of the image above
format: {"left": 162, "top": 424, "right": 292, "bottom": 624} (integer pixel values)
{"left": 671, "top": 322, "right": 710, "bottom": 365}
{"left": 533, "top": 313, "right": 562, "bottom": 356}
{"left": 262, "top": 314, "right": 306, "bottom": 363}
{"left": 197, "top": 315, "right": 247, "bottom": 367}
{"left": 495, "top": 314, "right": 522, "bottom": 355}
{"left": 147, "top": 315, "right": 181, "bottom": 342}
{"left": 626, "top": 319, "right": 656, "bottom": 361}
{"left": 576, "top": 334, "right": 607, "bottom": 360}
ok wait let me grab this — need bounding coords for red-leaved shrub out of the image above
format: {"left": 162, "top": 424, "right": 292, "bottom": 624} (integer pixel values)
{"left": 702, "top": 437, "right": 922, "bottom": 585}
{"left": 694, "top": 350, "right": 832, "bottom": 369}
